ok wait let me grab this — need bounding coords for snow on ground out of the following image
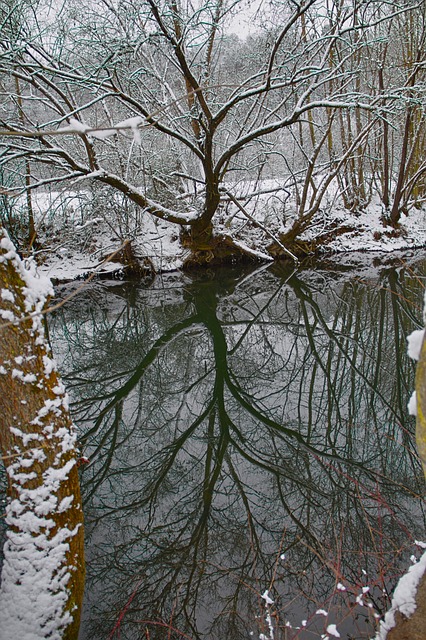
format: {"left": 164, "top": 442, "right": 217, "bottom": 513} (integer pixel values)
{"left": 314, "top": 202, "right": 426, "bottom": 254}
{"left": 34, "top": 199, "right": 191, "bottom": 280}
{"left": 40, "top": 249, "right": 126, "bottom": 282}
{"left": 28, "top": 185, "right": 426, "bottom": 282}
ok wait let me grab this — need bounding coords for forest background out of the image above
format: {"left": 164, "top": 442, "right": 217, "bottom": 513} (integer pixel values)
{"left": 0, "top": 0, "right": 425, "bottom": 273}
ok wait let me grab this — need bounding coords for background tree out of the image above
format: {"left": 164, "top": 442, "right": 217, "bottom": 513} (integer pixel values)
{"left": 2, "top": 0, "right": 423, "bottom": 259}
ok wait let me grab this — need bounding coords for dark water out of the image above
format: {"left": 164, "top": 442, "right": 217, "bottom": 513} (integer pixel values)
{"left": 35, "top": 256, "right": 426, "bottom": 637}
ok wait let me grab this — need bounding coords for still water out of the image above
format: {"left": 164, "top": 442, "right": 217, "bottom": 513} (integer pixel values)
{"left": 48, "top": 255, "right": 425, "bottom": 639}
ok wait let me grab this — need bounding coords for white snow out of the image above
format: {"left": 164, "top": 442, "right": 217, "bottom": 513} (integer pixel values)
{"left": 373, "top": 551, "right": 426, "bottom": 639}
{"left": 356, "top": 593, "right": 366, "bottom": 606}
{"left": 326, "top": 624, "right": 340, "bottom": 637}
{"left": 112, "top": 116, "right": 144, "bottom": 144}
{"left": 0, "top": 309, "right": 16, "bottom": 322}
{"left": 0, "top": 228, "right": 82, "bottom": 639}
{"left": 56, "top": 115, "right": 146, "bottom": 143}
{"left": 0, "top": 521, "right": 81, "bottom": 639}
{"left": 261, "top": 589, "right": 274, "bottom": 605}
{"left": 11, "top": 369, "right": 37, "bottom": 384}
{"left": 1, "top": 288, "right": 15, "bottom": 302}
{"left": 406, "top": 324, "right": 424, "bottom": 424}
{"left": 408, "top": 391, "right": 417, "bottom": 416}
{"left": 43, "top": 354, "right": 56, "bottom": 376}
{"left": 10, "top": 426, "right": 42, "bottom": 446}
{"left": 56, "top": 117, "right": 90, "bottom": 134}
{"left": 90, "top": 127, "right": 117, "bottom": 140}
{"left": 407, "top": 329, "right": 425, "bottom": 361}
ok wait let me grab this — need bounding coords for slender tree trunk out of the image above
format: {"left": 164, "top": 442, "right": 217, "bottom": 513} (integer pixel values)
{"left": 378, "top": 67, "right": 390, "bottom": 210}
{"left": 390, "top": 106, "right": 411, "bottom": 225}
{"left": 0, "top": 228, "right": 85, "bottom": 639}
{"left": 415, "top": 332, "right": 426, "bottom": 480}
{"left": 14, "top": 76, "right": 36, "bottom": 248}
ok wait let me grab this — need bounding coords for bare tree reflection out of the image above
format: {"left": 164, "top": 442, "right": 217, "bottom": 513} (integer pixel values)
{"left": 48, "top": 259, "right": 426, "bottom": 640}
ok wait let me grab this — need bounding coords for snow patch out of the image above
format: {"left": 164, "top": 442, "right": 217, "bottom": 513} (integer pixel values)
{"left": 261, "top": 590, "right": 274, "bottom": 605}
{"left": 11, "top": 369, "right": 37, "bottom": 384}
{"left": 0, "top": 309, "right": 16, "bottom": 322}
{"left": 407, "top": 329, "right": 425, "bottom": 361}
{"left": 373, "top": 551, "right": 426, "bottom": 640}
{"left": 1, "top": 288, "right": 15, "bottom": 302}
{"left": 326, "top": 624, "right": 340, "bottom": 637}
{"left": 408, "top": 391, "right": 417, "bottom": 416}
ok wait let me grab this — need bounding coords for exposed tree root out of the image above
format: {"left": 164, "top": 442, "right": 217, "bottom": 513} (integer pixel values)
{"left": 182, "top": 233, "right": 268, "bottom": 269}
{"left": 102, "top": 241, "right": 155, "bottom": 277}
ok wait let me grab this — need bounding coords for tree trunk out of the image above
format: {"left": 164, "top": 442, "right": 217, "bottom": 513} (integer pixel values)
{"left": 190, "top": 178, "right": 220, "bottom": 248}
{"left": 415, "top": 331, "right": 426, "bottom": 480}
{"left": 190, "top": 217, "right": 215, "bottom": 248}
{"left": 14, "top": 76, "right": 37, "bottom": 249}
{"left": 0, "top": 228, "right": 85, "bottom": 639}
{"left": 390, "top": 107, "right": 412, "bottom": 225}
{"left": 378, "top": 66, "right": 390, "bottom": 210}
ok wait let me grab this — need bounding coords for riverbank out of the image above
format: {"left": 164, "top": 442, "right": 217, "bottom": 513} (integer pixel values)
{"left": 34, "top": 193, "right": 426, "bottom": 283}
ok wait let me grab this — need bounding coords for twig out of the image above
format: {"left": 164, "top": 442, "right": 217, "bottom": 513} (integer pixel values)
{"left": 223, "top": 189, "right": 300, "bottom": 264}
{"left": 0, "top": 83, "right": 239, "bottom": 139}
{"left": 0, "top": 239, "right": 130, "bottom": 331}
{"left": 108, "top": 577, "right": 144, "bottom": 639}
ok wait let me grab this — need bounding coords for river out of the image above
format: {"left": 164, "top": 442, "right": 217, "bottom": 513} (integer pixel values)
{"left": 15, "top": 254, "right": 426, "bottom": 638}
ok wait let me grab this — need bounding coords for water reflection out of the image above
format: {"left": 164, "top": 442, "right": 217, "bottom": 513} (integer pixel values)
{"left": 49, "top": 258, "right": 426, "bottom": 640}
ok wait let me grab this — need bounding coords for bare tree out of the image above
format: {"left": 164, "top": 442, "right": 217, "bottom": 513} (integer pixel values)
{"left": 2, "top": 0, "right": 418, "bottom": 257}
{"left": 389, "top": 3, "right": 426, "bottom": 224}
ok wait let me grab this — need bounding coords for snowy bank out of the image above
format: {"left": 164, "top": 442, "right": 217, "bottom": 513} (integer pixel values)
{"left": 373, "top": 548, "right": 426, "bottom": 640}
{"left": 21, "top": 187, "right": 426, "bottom": 282}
